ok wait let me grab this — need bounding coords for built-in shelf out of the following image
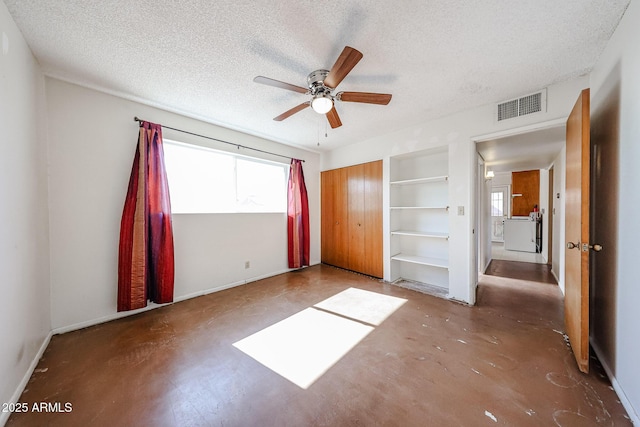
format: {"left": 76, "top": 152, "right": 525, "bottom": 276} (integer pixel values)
{"left": 390, "top": 206, "right": 449, "bottom": 210}
{"left": 389, "top": 148, "right": 450, "bottom": 290}
{"left": 391, "top": 253, "right": 449, "bottom": 269}
{"left": 391, "top": 230, "right": 449, "bottom": 239}
{"left": 390, "top": 175, "right": 448, "bottom": 185}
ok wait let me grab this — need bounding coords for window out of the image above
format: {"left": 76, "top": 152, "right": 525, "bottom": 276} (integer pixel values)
{"left": 491, "top": 191, "right": 504, "bottom": 217}
{"left": 163, "top": 140, "right": 288, "bottom": 214}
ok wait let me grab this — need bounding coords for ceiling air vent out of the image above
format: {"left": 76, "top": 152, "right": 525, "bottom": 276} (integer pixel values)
{"left": 496, "top": 89, "right": 546, "bottom": 122}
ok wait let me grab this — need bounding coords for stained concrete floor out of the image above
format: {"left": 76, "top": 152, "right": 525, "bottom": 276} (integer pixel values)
{"left": 8, "top": 263, "right": 631, "bottom": 426}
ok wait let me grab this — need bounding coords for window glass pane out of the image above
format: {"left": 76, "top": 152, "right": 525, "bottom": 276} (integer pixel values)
{"left": 236, "top": 158, "right": 287, "bottom": 212}
{"left": 163, "top": 141, "right": 287, "bottom": 214}
{"left": 163, "top": 142, "right": 235, "bottom": 213}
{"left": 491, "top": 192, "right": 504, "bottom": 217}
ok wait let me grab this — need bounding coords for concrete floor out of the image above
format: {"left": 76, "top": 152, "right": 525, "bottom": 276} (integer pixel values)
{"left": 8, "top": 263, "right": 631, "bottom": 426}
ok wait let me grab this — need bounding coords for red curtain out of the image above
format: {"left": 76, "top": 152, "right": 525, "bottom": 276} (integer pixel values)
{"left": 287, "top": 159, "right": 310, "bottom": 268}
{"left": 118, "top": 121, "right": 175, "bottom": 311}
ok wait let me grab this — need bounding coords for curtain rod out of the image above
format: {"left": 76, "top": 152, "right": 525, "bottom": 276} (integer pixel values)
{"left": 133, "top": 117, "right": 304, "bottom": 163}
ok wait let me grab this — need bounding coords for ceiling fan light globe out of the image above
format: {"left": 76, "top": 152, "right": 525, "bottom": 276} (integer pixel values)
{"left": 311, "top": 95, "right": 333, "bottom": 114}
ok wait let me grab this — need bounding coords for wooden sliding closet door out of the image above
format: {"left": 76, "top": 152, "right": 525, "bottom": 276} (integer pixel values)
{"left": 348, "top": 163, "right": 366, "bottom": 274}
{"left": 364, "top": 160, "right": 383, "bottom": 277}
{"left": 321, "top": 160, "right": 382, "bottom": 278}
{"left": 321, "top": 167, "right": 349, "bottom": 268}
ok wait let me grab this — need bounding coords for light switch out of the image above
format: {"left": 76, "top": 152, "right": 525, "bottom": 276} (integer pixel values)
{"left": 457, "top": 206, "right": 464, "bottom": 215}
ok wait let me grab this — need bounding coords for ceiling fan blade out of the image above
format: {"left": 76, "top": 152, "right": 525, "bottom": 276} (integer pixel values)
{"left": 326, "top": 106, "right": 342, "bottom": 129}
{"left": 338, "top": 91, "right": 392, "bottom": 105}
{"left": 273, "top": 102, "right": 310, "bottom": 121}
{"left": 324, "top": 46, "right": 363, "bottom": 89}
{"left": 254, "top": 76, "right": 308, "bottom": 94}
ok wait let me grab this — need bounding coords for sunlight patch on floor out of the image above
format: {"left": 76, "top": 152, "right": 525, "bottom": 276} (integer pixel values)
{"left": 313, "top": 287, "right": 408, "bottom": 326}
{"left": 233, "top": 287, "right": 407, "bottom": 389}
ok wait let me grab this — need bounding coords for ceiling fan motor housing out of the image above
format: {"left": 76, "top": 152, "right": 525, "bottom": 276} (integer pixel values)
{"left": 307, "top": 69, "right": 332, "bottom": 96}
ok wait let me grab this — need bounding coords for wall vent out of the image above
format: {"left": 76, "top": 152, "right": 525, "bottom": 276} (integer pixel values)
{"left": 497, "top": 89, "right": 546, "bottom": 122}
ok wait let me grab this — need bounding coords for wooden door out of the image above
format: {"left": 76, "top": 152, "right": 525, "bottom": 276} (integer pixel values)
{"left": 565, "top": 88, "right": 590, "bottom": 373}
{"left": 321, "top": 168, "right": 349, "bottom": 268}
{"left": 334, "top": 167, "right": 350, "bottom": 268}
{"left": 321, "top": 170, "right": 334, "bottom": 266}
{"left": 347, "top": 161, "right": 383, "bottom": 278}
{"left": 321, "top": 161, "right": 383, "bottom": 277}
{"left": 363, "top": 160, "right": 383, "bottom": 277}
{"left": 511, "top": 170, "right": 539, "bottom": 216}
{"left": 348, "top": 163, "right": 366, "bottom": 274}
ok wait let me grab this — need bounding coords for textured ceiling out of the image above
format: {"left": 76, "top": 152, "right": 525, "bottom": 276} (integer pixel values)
{"left": 3, "top": 0, "right": 630, "bottom": 151}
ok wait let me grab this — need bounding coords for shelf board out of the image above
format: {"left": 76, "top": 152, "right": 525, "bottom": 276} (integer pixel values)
{"left": 391, "top": 230, "right": 449, "bottom": 239}
{"left": 390, "top": 206, "right": 449, "bottom": 210}
{"left": 390, "top": 175, "right": 448, "bottom": 185}
{"left": 391, "top": 254, "right": 449, "bottom": 269}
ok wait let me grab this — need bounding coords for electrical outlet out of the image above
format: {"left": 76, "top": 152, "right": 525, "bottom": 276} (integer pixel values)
{"left": 245, "top": 261, "right": 250, "bottom": 269}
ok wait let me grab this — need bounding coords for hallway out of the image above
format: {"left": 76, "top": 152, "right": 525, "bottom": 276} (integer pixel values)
{"left": 8, "top": 264, "right": 630, "bottom": 426}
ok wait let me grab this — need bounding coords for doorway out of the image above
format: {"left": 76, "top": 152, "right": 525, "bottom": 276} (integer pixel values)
{"left": 475, "top": 122, "right": 566, "bottom": 270}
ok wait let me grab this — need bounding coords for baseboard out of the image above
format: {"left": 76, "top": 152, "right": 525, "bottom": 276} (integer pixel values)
{"left": 52, "top": 266, "right": 307, "bottom": 335}
{"left": 174, "top": 267, "right": 294, "bottom": 302}
{"left": 52, "top": 301, "right": 170, "bottom": 335}
{"left": 591, "top": 341, "right": 639, "bottom": 425}
{"left": 482, "top": 258, "right": 492, "bottom": 274}
{"left": 0, "top": 331, "right": 53, "bottom": 427}
{"left": 550, "top": 269, "right": 563, "bottom": 294}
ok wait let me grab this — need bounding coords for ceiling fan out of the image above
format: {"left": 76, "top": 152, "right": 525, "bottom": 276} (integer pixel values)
{"left": 253, "top": 46, "right": 392, "bottom": 129}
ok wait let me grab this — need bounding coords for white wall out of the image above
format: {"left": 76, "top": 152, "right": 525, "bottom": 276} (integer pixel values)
{"left": 539, "top": 168, "right": 550, "bottom": 263}
{"left": 550, "top": 148, "right": 566, "bottom": 293}
{"left": 322, "top": 77, "right": 588, "bottom": 304}
{"left": 0, "top": 4, "right": 51, "bottom": 424}
{"left": 45, "top": 78, "right": 321, "bottom": 331}
{"left": 589, "top": 0, "right": 640, "bottom": 422}
{"left": 478, "top": 157, "right": 492, "bottom": 274}
{"left": 491, "top": 172, "right": 512, "bottom": 189}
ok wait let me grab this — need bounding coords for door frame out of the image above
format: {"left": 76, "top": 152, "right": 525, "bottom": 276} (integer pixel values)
{"left": 473, "top": 118, "right": 566, "bottom": 283}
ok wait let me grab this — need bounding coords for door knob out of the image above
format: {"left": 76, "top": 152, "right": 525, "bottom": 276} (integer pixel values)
{"left": 585, "top": 243, "right": 603, "bottom": 252}
{"left": 566, "top": 241, "right": 579, "bottom": 250}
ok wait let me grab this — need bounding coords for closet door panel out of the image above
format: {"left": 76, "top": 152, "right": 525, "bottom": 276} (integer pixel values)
{"left": 320, "top": 170, "right": 335, "bottom": 266}
{"left": 333, "top": 167, "right": 350, "bottom": 269}
{"left": 321, "top": 168, "right": 349, "bottom": 269}
{"left": 321, "top": 160, "right": 383, "bottom": 277}
{"left": 348, "top": 163, "right": 366, "bottom": 274}
{"left": 363, "top": 160, "right": 383, "bottom": 278}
